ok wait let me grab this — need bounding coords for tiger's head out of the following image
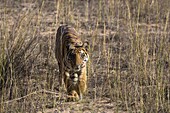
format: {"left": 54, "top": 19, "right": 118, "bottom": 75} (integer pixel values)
{"left": 64, "top": 42, "right": 89, "bottom": 72}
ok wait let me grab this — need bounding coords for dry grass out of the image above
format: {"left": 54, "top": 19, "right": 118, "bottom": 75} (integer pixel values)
{"left": 0, "top": 0, "right": 170, "bottom": 113}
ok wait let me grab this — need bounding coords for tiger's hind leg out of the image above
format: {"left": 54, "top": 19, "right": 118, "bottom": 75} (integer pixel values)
{"left": 58, "top": 62, "right": 65, "bottom": 92}
{"left": 57, "top": 62, "right": 66, "bottom": 101}
{"left": 58, "top": 62, "right": 62, "bottom": 86}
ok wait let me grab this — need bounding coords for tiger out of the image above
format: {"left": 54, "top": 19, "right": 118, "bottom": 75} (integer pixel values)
{"left": 55, "top": 25, "right": 89, "bottom": 101}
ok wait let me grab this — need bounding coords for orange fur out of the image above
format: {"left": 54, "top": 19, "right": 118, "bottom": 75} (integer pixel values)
{"left": 55, "top": 25, "right": 89, "bottom": 101}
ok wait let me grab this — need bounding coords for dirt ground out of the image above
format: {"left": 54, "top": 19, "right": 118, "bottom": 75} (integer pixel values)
{"left": 37, "top": 98, "right": 124, "bottom": 113}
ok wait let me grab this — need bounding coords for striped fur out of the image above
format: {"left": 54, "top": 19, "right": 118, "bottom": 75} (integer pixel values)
{"left": 55, "top": 25, "right": 89, "bottom": 101}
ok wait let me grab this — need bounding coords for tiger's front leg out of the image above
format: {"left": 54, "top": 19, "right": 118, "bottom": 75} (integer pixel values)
{"left": 67, "top": 90, "right": 80, "bottom": 101}
{"left": 64, "top": 72, "right": 81, "bottom": 101}
{"left": 64, "top": 71, "right": 70, "bottom": 90}
{"left": 78, "top": 69, "right": 87, "bottom": 100}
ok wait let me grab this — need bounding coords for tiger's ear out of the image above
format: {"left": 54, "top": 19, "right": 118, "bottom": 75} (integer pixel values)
{"left": 83, "top": 41, "right": 89, "bottom": 52}
{"left": 75, "top": 41, "right": 83, "bottom": 47}
{"left": 67, "top": 44, "right": 75, "bottom": 50}
{"left": 69, "top": 44, "right": 75, "bottom": 50}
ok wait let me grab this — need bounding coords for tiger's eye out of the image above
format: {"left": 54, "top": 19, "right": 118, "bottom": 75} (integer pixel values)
{"left": 80, "top": 52, "right": 85, "bottom": 58}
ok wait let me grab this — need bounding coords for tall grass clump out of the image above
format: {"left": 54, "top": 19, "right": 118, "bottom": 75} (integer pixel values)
{"left": 0, "top": 1, "right": 44, "bottom": 112}
{"left": 97, "top": 0, "right": 170, "bottom": 112}
{"left": 0, "top": 16, "right": 38, "bottom": 112}
{"left": 85, "top": 0, "right": 170, "bottom": 112}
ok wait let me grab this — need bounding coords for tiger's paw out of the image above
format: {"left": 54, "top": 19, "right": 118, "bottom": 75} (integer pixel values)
{"left": 66, "top": 90, "right": 80, "bottom": 102}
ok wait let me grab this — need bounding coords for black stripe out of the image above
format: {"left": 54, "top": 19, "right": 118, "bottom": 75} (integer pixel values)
{"left": 64, "top": 60, "right": 71, "bottom": 71}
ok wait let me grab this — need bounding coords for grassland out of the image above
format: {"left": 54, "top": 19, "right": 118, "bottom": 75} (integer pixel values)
{"left": 0, "top": 0, "right": 170, "bottom": 113}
